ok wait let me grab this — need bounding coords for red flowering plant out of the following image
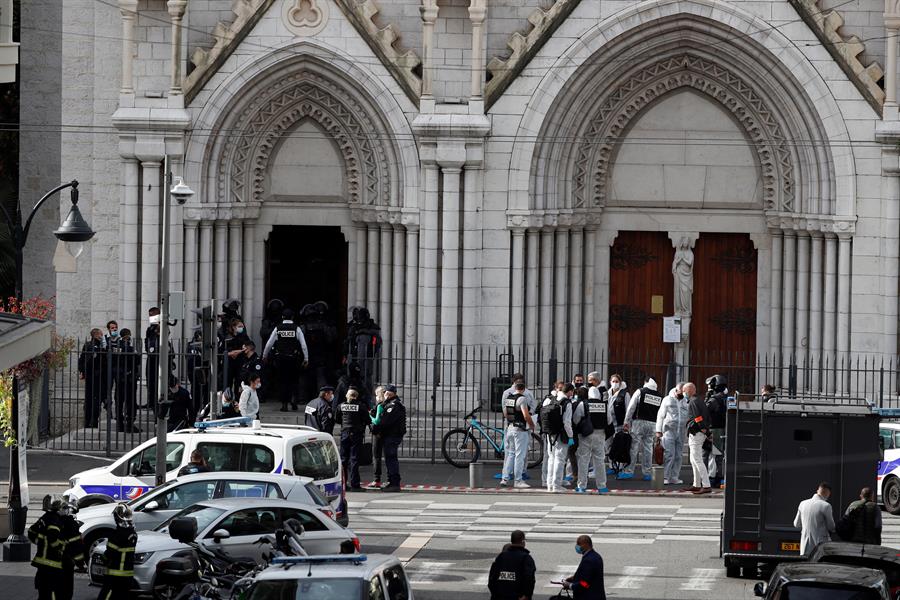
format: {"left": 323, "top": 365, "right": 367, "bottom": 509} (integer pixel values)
{"left": 0, "top": 296, "right": 75, "bottom": 446}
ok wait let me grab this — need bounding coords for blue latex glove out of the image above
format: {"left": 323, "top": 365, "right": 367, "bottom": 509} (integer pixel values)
{"left": 567, "top": 438, "right": 575, "bottom": 447}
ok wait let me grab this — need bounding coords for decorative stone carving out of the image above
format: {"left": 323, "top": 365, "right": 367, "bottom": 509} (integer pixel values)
{"left": 282, "top": 0, "right": 328, "bottom": 36}
{"left": 672, "top": 237, "right": 694, "bottom": 318}
{"left": 573, "top": 55, "right": 794, "bottom": 213}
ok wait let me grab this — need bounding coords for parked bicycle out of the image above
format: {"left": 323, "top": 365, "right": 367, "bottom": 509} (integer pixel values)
{"left": 441, "top": 403, "right": 543, "bottom": 468}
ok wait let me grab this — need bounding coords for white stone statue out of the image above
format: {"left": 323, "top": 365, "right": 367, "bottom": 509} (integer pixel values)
{"left": 672, "top": 236, "right": 694, "bottom": 317}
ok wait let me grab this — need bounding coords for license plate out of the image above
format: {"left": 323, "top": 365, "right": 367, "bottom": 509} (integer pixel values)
{"left": 780, "top": 542, "right": 801, "bottom": 552}
{"left": 91, "top": 563, "right": 105, "bottom": 578}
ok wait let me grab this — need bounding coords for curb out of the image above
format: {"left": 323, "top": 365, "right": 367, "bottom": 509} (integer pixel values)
{"left": 355, "top": 483, "right": 724, "bottom": 497}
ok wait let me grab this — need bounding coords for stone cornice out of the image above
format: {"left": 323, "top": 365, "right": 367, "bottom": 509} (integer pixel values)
{"left": 506, "top": 209, "right": 602, "bottom": 230}
{"left": 765, "top": 211, "right": 856, "bottom": 235}
{"left": 111, "top": 106, "right": 191, "bottom": 132}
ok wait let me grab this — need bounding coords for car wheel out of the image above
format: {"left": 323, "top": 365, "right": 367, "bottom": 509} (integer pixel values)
{"left": 84, "top": 529, "right": 112, "bottom": 559}
{"left": 884, "top": 477, "right": 900, "bottom": 514}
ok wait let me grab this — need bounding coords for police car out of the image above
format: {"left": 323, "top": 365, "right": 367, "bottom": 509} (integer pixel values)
{"left": 63, "top": 418, "right": 349, "bottom": 525}
{"left": 879, "top": 422, "right": 900, "bottom": 514}
{"left": 246, "top": 554, "right": 414, "bottom": 600}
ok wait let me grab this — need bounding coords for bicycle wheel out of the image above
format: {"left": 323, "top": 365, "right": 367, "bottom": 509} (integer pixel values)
{"left": 526, "top": 432, "right": 543, "bottom": 469}
{"left": 442, "top": 428, "right": 482, "bottom": 468}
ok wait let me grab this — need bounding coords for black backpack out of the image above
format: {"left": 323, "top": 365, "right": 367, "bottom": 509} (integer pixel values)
{"left": 609, "top": 430, "right": 632, "bottom": 468}
{"left": 540, "top": 395, "right": 565, "bottom": 437}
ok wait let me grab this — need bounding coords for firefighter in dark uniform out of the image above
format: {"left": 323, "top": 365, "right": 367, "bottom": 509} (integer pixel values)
{"left": 335, "top": 388, "right": 371, "bottom": 491}
{"left": 263, "top": 309, "right": 309, "bottom": 412}
{"left": 488, "top": 530, "right": 536, "bottom": 600}
{"left": 305, "top": 386, "right": 335, "bottom": 433}
{"left": 78, "top": 328, "right": 106, "bottom": 428}
{"left": 29, "top": 496, "right": 85, "bottom": 600}
{"left": 98, "top": 503, "right": 138, "bottom": 600}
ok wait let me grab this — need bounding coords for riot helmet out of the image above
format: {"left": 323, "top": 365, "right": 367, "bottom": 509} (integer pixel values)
{"left": 282, "top": 308, "right": 294, "bottom": 321}
{"left": 266, "top": 299, "right": 284, "bottom": 320}
{"left": 705, "top": 374, "right": 728, "bottom": 392}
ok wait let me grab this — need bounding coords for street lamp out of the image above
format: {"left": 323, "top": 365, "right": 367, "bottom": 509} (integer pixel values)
{"left": 154, "top": 160, "right": 194, "bottom": 487}
{"left": 0, "top": 180, "right": 95, "bottom": 561}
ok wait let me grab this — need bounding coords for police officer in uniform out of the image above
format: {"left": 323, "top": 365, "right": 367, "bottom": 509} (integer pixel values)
{"left": 98, "top": 503, "right": 138, "bottom": 600}
{"left": 574, "top": 381, "right": 612, "bottom": 494}
{"left": 144, "top": 307, "right": 161, "bottom": 412}
{"left": 378, "top": 385, "right": 407, "bottom": 492}
{"left": 336, "top": 388, "right": 370, "bottom": 490}
{"left": 117, "top": 328, "right": 140, "bottom": 433}
{"left": 621, "top": 377, "right": 663, "bottom": 480}
{"left": 29, "top": 496, "right": 85, "bottom": 600}
{"left": 305, "top": 386, "right": 335, "bottom": 433}
{"left": 263, "top": 309, "right": 310, "bottom": 412}
{"left": 78, "top": 328, "right": 107, "bottom": 428}
{"left": 704, "top": 374, "right": 728, "bottom": 489}
{"left": 501, "top": 382, "right": 535, "bottom": 489}
{"left": 488, "top": 530, "right": 536, "bottom": 600}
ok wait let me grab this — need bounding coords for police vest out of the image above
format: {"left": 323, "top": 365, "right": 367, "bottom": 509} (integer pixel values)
{"left": 103, "top": 527, "right": 138, "bottom": 578}
{"left": 635, "top": 387, "right": 664, "bottom": 421}
{"left": 340, "top": 400, "right": 366, "bottom": 431}
{"left": 586, "top": 396, "right": 608, "bottom": 430}
{"left": 611, "top": 389, "right": 628, "bottom": 425}
{"left": 504, "top": 393, "right": 527, "bottom": 427}
{"left": 274, "top": 323, "right": 301, "bottom": 357}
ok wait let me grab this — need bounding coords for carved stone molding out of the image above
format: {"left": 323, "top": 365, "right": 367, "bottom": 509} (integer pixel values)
{"left": 574, "top": 55, "right": 794, "bottom": 213}
{"left": 765, "top": 211, "right": 857, "bottom": 235}
{"left": 282, "top": 0, "right": 328, "bottom": 36}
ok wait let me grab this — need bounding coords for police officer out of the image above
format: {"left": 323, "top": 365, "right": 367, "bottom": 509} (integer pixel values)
{"left": 263, "top": 309, "right": 310, "bottom": 412}
{"left": 166, "top": 376, "right": 194, "bottom": 432}
{"left": 574, "top": 377, "right": 612, "bottom": 494}
{"left": 343, "top": 307, "right": 382, "bottom": 390}
{"left": 488, "top": 530, "right": 536, "bottom": 600}
{"left": 501, "top": 382, "right": 535, "bottom": 489}
{"left": 336, "top": 389, "right": 370, "bottom": 490}
{"left": 29, "top": 496, "right": 85, "bottom": 600}
{"left": 305, "top": 386, "right": 335, "bottom": 433}
{"left": 98, "top": 503, "right": 138, "bottom": 600}
{"left": 378, "top": 385, "right": 406, "bottom": 492}
{"left": 116, "top": 328, "right": 140, "bottom": 433}
{"left": 78, "top": 328, "right": 106, "bottom": 428}
{"left": 104, "top": 320, "right": 120, "bottom": 408}
{"left": 144, "top": 307, "right": 161, "bottom": 412}
{"left": 621, "top": 377, "right": 663, "bottom": 481}
{"left": 704, "top": 374, "right": 728, "bottom": 489}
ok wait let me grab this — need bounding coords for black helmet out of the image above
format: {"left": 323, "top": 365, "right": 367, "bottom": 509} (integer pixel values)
{"left": 223, "top": 299, "right": 241, "bottom": 314}
{"left": 266, "top": 299, "right": 284, "bottom": 319}
{"left": 705, "top": 374, "right": 727, "bottom": 391}
{"left": 357, "top": 307, "right": 371, "bottom": 322}
{"left": 282, "top": 308, "right": 294, "bottom": 320}
{"left": 313, "top": 301, "right": 329, "bottom": 314}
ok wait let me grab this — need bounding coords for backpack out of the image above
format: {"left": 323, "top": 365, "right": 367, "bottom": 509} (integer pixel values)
{"left": 609, "top": 430, "right": 632, "bottom": 467}
{"left": 539, "top": 395, "right": 565, "bottom": 437}
{"left": 572, "top": 399, "right": 594, "bottom": 437}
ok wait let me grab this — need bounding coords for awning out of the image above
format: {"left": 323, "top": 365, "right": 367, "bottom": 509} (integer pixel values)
{"left": 0, "top": 313, "right": 53, "bottom": 372}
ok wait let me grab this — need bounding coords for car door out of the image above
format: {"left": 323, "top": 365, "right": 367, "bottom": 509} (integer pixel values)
{"left": 368, "top": 573, "right": 387, "bottom": 600}
{"left": 204, "top": 507, "right": 279, "bottom": 562}
{"left": 279, "top": 507, "right": 337, "bottom": 555}
{"left": 383, "top": 564, "right": 412, "bottom": 600}
{"left": 136, "top": 480, "right": 218, "bottom": 530}
{"left": 122, "top": 442, "right": 185, "bottom": 501}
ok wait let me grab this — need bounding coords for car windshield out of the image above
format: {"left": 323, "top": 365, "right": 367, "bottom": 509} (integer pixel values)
{"left": 155, "top": 505, "right": 226, "bottom": 535}
{"left": 782, "top": 583, "right": 883, "bottom": 600}
{"left": 820, "top": 557, "right": 900, "bottom": 587}
{"left": 248, "top": 578, "right": 363, "bottom": 600}
{"left": 131, "top": 479, "right": 178, "bottom": 506}
{"left": 292, "top": 441, "right": 339, "bottom": 480}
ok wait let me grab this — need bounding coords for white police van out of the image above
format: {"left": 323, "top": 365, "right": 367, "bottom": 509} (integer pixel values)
{"left": 63, "top": 418, "right": 349, "bottom": 525}
{"left": 878, "top": 422, "right": 900, "bottom": 514}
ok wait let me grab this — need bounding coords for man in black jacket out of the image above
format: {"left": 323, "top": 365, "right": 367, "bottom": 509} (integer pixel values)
{"left": 564, "top": 535, "right": 606, "bottom": 600}
{"left": 488, "top": 530, "right": 535, "bottom": 600}
{"left": 378, "top": 385, "right": 406, "bottom": 492}
{"left": 78, "top": 328, "right": 106, "bottom": 428}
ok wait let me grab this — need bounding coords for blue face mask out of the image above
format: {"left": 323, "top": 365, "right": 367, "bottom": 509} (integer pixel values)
{"left": 575, "top": 545, "right": 584, "bottom": 555}
{"left": 110, "top": 330, "right": 119, "bottom": 337}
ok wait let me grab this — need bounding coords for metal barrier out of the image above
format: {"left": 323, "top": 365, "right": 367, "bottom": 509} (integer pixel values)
{"left": 37, "top": 341, "right": 900, "bottom": 460}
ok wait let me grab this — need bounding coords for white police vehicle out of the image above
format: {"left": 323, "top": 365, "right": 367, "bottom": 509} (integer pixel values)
{"left": 64, "top": 417, "right": 349, "bottom": 525}
{"left": 879, "top": 422, "right": 900, "bottom": 514}
{"left": 246, "top": 554, "right": 414, "bottom": 600}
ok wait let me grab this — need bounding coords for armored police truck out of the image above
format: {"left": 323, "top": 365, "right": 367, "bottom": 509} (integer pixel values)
{"left": 721, "top": 393, "right": 880, "bottom": 578}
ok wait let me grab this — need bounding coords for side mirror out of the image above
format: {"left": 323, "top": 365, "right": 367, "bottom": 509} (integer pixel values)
{"left": 168, "top": 517, "right": 198, "bottom": 544}
{"left": 753, "top": 582, "right": 765, "bottom": 598}
{"left": 211, "top": 529, "right": 231, "bottom": 542}
{"left": 143, "top": 500, "right": 159, "bottom": 512}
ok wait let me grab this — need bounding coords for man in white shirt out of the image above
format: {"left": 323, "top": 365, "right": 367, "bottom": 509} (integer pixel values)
{"left": 793, "top": 482, "right": 836, "bottom": 555}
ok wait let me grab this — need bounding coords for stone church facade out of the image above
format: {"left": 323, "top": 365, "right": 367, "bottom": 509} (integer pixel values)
{"left": 18, "top": 0, "right": 900, "bottom": 368}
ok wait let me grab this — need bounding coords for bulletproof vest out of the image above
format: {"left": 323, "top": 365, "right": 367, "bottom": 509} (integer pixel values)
{"left": 707, "top": 391, "right": 727, "bottom": 428}
{"left": 539, "top": 395, "right": 565, "bottom": 437}
{"left": 635, "top": 387, "right": 664, "bottom": 421}
{"left": 586, "top": 396, "right": 608, "bottom": 430}
{"left": 274, "top": 322, "right": 301, "bottom": 357}
{"left": 504, "top": 393, "right": 527, "bottom": 427}
{"left": 612, "top": 389, "right": 628, "bottom": 425}
{"left": 340, "top": 399, "right": 366, "bottom": 431}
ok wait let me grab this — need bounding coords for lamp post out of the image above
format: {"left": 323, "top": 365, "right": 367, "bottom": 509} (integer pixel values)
{"left": 0, "top": 180, "right": 95, "bottom": 561}
{"left": 155, "top": 159, "right": 193, "bottom": 486}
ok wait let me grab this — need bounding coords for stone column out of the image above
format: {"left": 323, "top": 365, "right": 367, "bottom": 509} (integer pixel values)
{"left": 782, "top": 232, "right": 797, "bottom": 359}
{"left": 392, "top": 225, "right": 405, "bottom": 355}
{"left": 837, "top": 234, "right": 852, "bottom": 358}
{"left": 419, "top": 165, "right": 440, "bottom": 345}
{"left": 795, "top": 233, "right": 810, "bottom": 362}
{"left": 420, "top": 0, "right": 439, "bottom": 102}
{"left": 524, "top": 229, "right": 540, "bottom": 349}
{"left": 214, "top": 220, "right": 227, "bottom": 300}
{"left": 770, "top": 232, "right": 783, "bottom": 358}
{"left": 539, "top": 229, "right": 554, "bottom": 355}
{"left": 554, "top": 228, "right": 569, "bottom": 356}
{"left": 467, "top": 0, "right": 486, "bottom": 100}
{"left": 510, "top": 228, "right": 525, "bottom": 348}
{"left": 198, "top": 221, "right": 212, "bottom": 304}
{"left": 140, "top": 159, "right": 161, "bottom": 315}
{"left": 809, "top": 234, "right": 824, "bottom": 358}
{"left": 379, "top": 224, "right": 393, "bottom": 347}
{"left": 347, "top": 227, "right": 358, "bottom": 313}
{"left": 366, "top": 224, "right": 380, "bottom": 310}
{"left": 404, "top": 225, "right": 419, "bottom": 347}
{"left": 583, "top": 227, "right": 597, "bottom": 348}
{"left": 120, "top": 158, "right": 140, "bottom": 328}
{"left": 885, "top": 1, "right": 900, "bottom": 119}
{"left": 440, "top": 167, "right": 462, "bottom": 348}
{"left": 183, "top": 220, "right": 198, "bottom": 330}
{"left": 354, "top": 223, "right": 367, "bottom": 306}
{"left": 461, "top": 167, "right": 483, "bottom": 347}
{"left": 568, "top": 227, "right": 583, "bottom": 348}
{"left": 242, "top": 223, "right": 255, "bottom": 336}
{"left": 167, "top": 0, "right": 187, "bottom": 96}
{"left": 823, "top": 235, "right": 838, "bottom": 360}
{"left": 596, "top": 232, "right": 616, "bottom": 354}
{"left": 118, "top": 0, "right": 138, "bottom": 94}
{"left": 228, "top": 220, "right": 242, "bottom": 300}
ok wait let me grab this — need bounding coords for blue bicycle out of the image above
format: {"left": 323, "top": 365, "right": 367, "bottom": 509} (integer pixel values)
{"left": 441, "top": 404, "right": 543, "bottom": 468}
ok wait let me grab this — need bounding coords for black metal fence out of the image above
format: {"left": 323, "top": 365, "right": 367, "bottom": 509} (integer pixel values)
{"left": 37, "top": 340, "right": 900, "bottom": 461}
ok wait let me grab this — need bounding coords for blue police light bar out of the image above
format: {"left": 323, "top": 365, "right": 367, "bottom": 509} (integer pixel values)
{"left": 193, "top": 416, "right": 253, "bottom": 430}
{"left": 271, "top": 555, "right": 368, "bottom": 566}
{"left": 875, "top": 408, "right": 900, "bottom": 418}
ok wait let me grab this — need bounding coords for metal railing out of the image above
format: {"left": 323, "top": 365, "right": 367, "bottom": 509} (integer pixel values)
{"left": 37, "top": 340, "right": 900, "bottom": 461}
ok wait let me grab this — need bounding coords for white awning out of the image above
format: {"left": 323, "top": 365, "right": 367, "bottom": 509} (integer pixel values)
{"left": 0, "top": 314, "right": 53, "bottom": 372}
